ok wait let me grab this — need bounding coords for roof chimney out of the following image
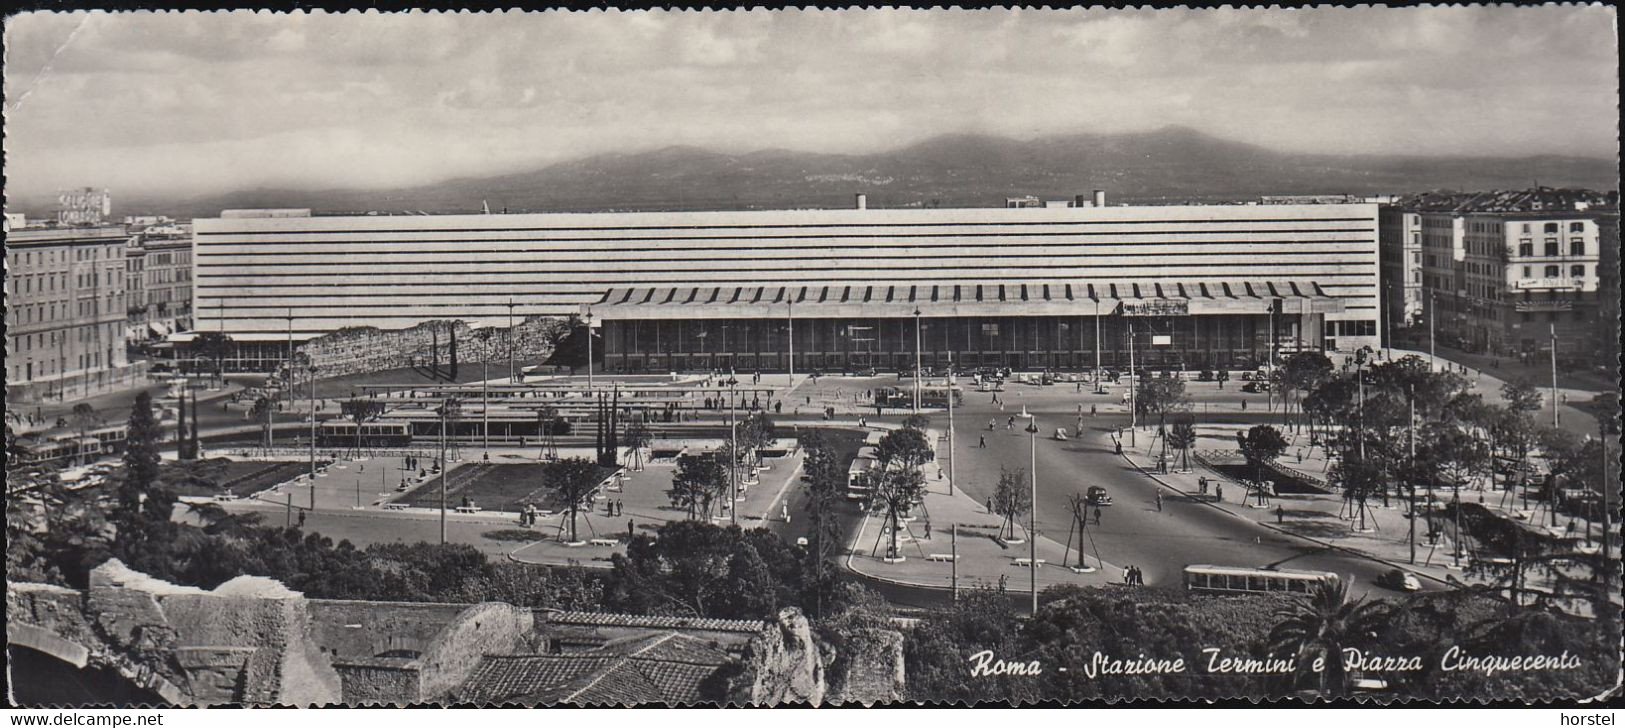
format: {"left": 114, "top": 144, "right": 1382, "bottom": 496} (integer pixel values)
{"left": 1093, "top": 190, "right": 1107, "bottom": 208}
{"left": 1074, "top": 195, "right": 1089, "bottom": 208}
{"left": 855, "top": 193, "right": 867, "bottom": 210}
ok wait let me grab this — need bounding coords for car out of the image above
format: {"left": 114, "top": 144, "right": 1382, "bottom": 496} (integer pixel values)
{"left": 1242, "top": 381, "right": 1270, "bottom": 393}
{"left": 1377, "top": 568, "right": 1421, "bottom": 592}
{"left": 1086, "top": 486, "right": 1112, "bottom": 506}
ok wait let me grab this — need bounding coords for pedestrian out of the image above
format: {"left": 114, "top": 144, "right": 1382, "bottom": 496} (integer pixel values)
{"left": 1155, "top": 491, "right": 1163, "bottom": 511}
{"left": 1215, "top": 483, "right": 1224, "bottom": 501}
{"left": 628, "top": 518, "right": 635, "bottom": 540}
{"left": 1090, "top": 404, "right": 1097, "bottom": 417}
{"left": 1007, "top": 416, "right": 1015, "bottom": 430}
{"left": 297, "top": 510, "right": 307, "bottom": 528}
{"left": 1241, "top": 400, "right": 1247, "bottom": 411}
{"left": 1093, "top": 506, "right": 1102, "bottom": 525}
{"left": 923, "top": 520, "right": 932, "bottom": 540}
{"left": 1123, "top": 565, "right": 1131, "bottom": 584}
{"left": 1276, "top": 504, "right": 1285, "bottom": 524}
{"left": 989, "top": 418, "right": 996, "bottom": 431}
{"left": 617, "top": 499, "right": 624, "bottom": 516}
{"left": 782, "top": 502, "right": 791, "bottom": 523}
{"left": 986, "top": 497, "right": 993, "bottom": 513}
{"left": 978, "top": 435, "right": 986, "bottom": 448}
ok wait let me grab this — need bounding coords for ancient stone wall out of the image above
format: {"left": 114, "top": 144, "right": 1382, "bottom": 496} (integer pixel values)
{"left": 415, "top": 602, "right": 534, "bottom": 701}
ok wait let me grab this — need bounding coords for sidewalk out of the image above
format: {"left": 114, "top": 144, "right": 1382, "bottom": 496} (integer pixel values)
{"left": 1117, "top": 424, "right": 1471, "bottom": 586}
{"left": 843, "top": 427, "right": 1119, "bottom": 593}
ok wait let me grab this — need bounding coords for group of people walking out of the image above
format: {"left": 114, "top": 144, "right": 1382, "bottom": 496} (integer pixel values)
{"left": 1121, "top": 565, "right": 1145, "bottom": 586}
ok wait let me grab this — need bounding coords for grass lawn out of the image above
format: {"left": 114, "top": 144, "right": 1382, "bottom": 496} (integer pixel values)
{"left": 394, "top": 462, "right": 617, "bottom": 512}
{"left": 161, "top": 458, "right": 332, "bottom": 497}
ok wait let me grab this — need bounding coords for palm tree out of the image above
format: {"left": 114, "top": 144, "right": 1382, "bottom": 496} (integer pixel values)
{"left": 1267, "top": 579, "right": 1390, "bottom": 697}
{"left": 1167, "top": 417, "right": 1197, "bottom": 472}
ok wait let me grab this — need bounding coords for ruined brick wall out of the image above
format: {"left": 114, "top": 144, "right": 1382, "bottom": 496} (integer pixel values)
{"left": 331, "top": 659, "right": 422, "bottom": 705}
{"left": 415, "top": 603, "right": 534, "bottom": 701}
{"left": 739, "top": 608, "right": 824, "bottom": 706}
{"left": 822, "top": 629, "right": 905, "bottom": 705}
{"left": 306, "top": 600, "right": 473, "bottom": 659}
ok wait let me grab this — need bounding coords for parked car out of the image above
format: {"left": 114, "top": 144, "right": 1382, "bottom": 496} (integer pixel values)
{"left": 1242, "top": 381, "right": 1270, "bottom": 393}
{"left": 1086, "top": 486, "right": 1113, "bottom": 506}
{"left": 1377, "top": 568, "right": 1421, "bottom": 592}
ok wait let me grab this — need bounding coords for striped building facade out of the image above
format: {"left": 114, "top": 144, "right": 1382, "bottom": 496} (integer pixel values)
{"left": 191, "top": 202, "right": 1380, "bottom": 371}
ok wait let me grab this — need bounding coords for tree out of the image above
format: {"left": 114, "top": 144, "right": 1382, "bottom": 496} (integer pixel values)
{"left": 176, "top": 389, "right": 190, "bottom": 460}
{"left": 1134, "top": 376, "right": 1188, "bottom": 428}
{"left": 738, "top": 412, "right": 777, "bottom": 467}
{"left": 1502, "top": 377, "right": 1544, "bottom": 415}
{"left": 250, "top": 396, "right": 276, "bottom": 449}
{"left": 875, "top": 427, "right": 933, "bottom": 473}
{"left": 1237, "top": 424, "right": 1289, "bottom": 505}
{"left": 622, "top": 420, "right": 652, "bottom": 471}
{"left": 669, "top": 452, "right": 729, "bottom": 520}
{"left": 864, "top": 465, "right": 926, "bottom": 560}
{"left": 546, "top": 457, "right": 603, "bottom": 544}
{"left": 69, "top": 403, "right": 99, "bottom": 466}
{"left": 191, "top": 331, "right": 233, "bottom": 386}
{"left": 604, "top": 520, "right": 804, "bottom": 619}
{"left": 115, "top": 393, "right": 175, "bottom": 539}
{"left": 991, "top": 465, "right": 1031, "bottom": 542}
{"left": 1167, "top": 416, "right": 1197, "bottom": 472}
{"left": 340, "top": 398, "right": 387, "bottom": 456}
{"left": 1279, "top": 351, "right": 1334, "bottom": 429}
{"left": 797, "top": 431, "right": 846, "bottom": 618}
{"left": 1267, "top": 579, "right": 1390, "bottom": 697}
{"left": 900, "top": 413, "right": 931, "bottom": 432}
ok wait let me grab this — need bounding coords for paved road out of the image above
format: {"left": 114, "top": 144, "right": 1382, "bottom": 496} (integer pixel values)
{"left": 939, "top": 398, "right": 1442, "bottom": 601}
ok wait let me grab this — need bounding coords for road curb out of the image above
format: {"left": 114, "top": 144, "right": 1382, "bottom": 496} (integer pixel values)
{"left": 1116, "top": 446, "right": 1456, "bottom": 588}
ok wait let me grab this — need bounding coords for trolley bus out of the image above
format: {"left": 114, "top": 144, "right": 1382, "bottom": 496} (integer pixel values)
{"left": 1182, "top": 565, "right": 1339, "bottom": 595}
{"left": 317, "top": 419, "right": 414, "bottom": 448}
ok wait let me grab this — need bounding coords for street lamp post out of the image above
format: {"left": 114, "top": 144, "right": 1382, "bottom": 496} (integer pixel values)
{"left": 913, "top": 307, "right": 923, "bottom": 413}
{"left": 308, "top": 364, "right": 318, "bottom": 512}
{"left": 787, "top": 298, "right": 795, "bottom": 389}
{"left": 437, "top": 397, "right": 459, "bottom": 545}
{"left": 1549, "top": 324, "right": 1560, "bottom": 428}
{"left": 482, "top": 352, "right": 489, "bottom": 452}
{"left": 946, "top": 351, "right": 956, "bottom": 497}
{"left": 1093, "top": 298, "right": 1103, "bottom": 394}
{"left": 1128, "top": 324, "right": 1137, "bottom": 448}
{"left": 1428, "top": 291, "right": 1437, "bottom": 372}
{"left": 726, "top": 373, "right": 739, "bottom": 525}
{"left": 1025, "top": 413, "right": 1039, "bottom": 616}
{"left": 507, "top": 298, "right": 516, "bottom": 384}
{"left": 585, "top": 310, "right": 595, "bottom": 390}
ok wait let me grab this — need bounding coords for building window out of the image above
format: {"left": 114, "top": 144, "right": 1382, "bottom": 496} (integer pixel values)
{"left": 1545, "top": 241, "right": 1560, "bottom": 256}
{"left": 1571, "top": 239, "right": 1586, "bottom": 255}
{"left": 1519, "top": 242, "right": 1533, "bottom": 257}
{"left": 1544, "top": 223, "right": 1559, "bottom": 234}
{"left": 1570, "top": 265, "right": 1585, "bottom": 278}
{"left": 1570, "top": 222, "right": 1585, "bottom": 233}
{"left": 1545, "top": 265, "right": 1561, "bottom": 278}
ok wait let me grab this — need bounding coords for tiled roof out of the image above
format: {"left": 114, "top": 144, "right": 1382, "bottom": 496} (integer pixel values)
{"left": 456, "top": 649, "right": 731, "bottom": 706}
{"left": 541, "top": 610, "right": 768, "bottom": 634}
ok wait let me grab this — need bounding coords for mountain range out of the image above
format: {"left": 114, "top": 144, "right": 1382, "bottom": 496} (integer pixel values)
{"left": 105, "top": 126, "right": 1622, "bottom": 217}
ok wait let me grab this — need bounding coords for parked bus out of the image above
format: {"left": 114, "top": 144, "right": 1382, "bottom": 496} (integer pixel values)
{"left": 1182, "top": 565, "right": 1338, "bottom": 595}
{"left": 846, "top": 455, "right": 877, "bottom": 501}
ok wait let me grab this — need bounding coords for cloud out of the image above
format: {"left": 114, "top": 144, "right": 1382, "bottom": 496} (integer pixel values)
{"left": 3, "top": 6, "right": 1616, "bottom": 201}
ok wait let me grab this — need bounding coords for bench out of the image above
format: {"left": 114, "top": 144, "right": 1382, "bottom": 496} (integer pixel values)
{"left": 1012, "top": 558, "right": 1046, "bottom": 567}
{"left": 588, "top": 538, "right": 620, "bottom": 547}
{"left": 384, "top": 504, "right": 409, "bottom": 511}
{"left": 927, "top": 553, "right": 957, "bottom": 562}
{"left": 454, "top": 506, "right": 481, "bottom": 514}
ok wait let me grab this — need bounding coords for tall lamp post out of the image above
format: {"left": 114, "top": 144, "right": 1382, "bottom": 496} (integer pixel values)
{"left": 1127, "top": 323, "right": 1138, "bottom": 448}
{"left": 1023, "top": 412, "right": 1039, "bottom": 616}
{"left": 1093, "top": 298, "right": 1104, "bottom": 394}
{"left": 437, "top": 397, "right": 460, "bottom": 545}
{"left": 946, "top": 351, "right": 956, "bottom": 497}
{"left": 507, "top": 298, "right": 517, "bottom": 384}
{"left": 725, "top": 373, "right": 739, "bottom": 525}
{"left": 584, "top": 309, "right": 595, "bottom": 390}
{"left": 913, "top": 307, "right": 923, "bottom": 413}
{"left": 1428, "top": 291, "right": 1437, "bottom": 372}
{"left": 787, "top": 298, "right": 795, "bottom": 389}
{"left": 307, "top": 363, "right": 318, "bottom": 512}
{"left": 1549, "top": 324, "right": 1560, "bottom": 428}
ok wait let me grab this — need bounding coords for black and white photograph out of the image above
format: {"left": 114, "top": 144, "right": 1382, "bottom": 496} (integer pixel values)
{"left": 3, "top": 5, "right": 1621, "bottom": 712}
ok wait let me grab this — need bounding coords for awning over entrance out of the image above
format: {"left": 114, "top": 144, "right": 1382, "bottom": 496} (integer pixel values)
{"left": 592, "top": 281, "right": 1343, "bottom": 320}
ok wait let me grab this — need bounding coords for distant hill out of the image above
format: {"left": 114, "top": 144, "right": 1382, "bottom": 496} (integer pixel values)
{"left": 111, "top": 126, "right": 1620, "bottom": 218}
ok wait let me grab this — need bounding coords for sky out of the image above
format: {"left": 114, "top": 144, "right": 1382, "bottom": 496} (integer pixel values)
{"left": 3, "top": 7, "right": 1618, "bottom": 200}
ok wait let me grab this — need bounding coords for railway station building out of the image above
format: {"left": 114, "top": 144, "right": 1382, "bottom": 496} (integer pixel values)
{"left": 189, "top": 198, "right": 1380, "bottom": 373}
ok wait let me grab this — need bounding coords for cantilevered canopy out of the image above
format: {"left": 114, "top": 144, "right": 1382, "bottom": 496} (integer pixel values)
{"left": 591, "top": 281, "right": 1343, "bottom": 320}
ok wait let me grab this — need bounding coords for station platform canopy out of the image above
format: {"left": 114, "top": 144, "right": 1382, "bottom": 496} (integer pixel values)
{"left": 592, "top": 281, "right": 1343, "bottom": 320}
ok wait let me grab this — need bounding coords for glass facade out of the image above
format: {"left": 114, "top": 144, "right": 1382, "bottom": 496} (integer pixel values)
{"left": 603, "top": 312, "right": 1319, "bottom": 372}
